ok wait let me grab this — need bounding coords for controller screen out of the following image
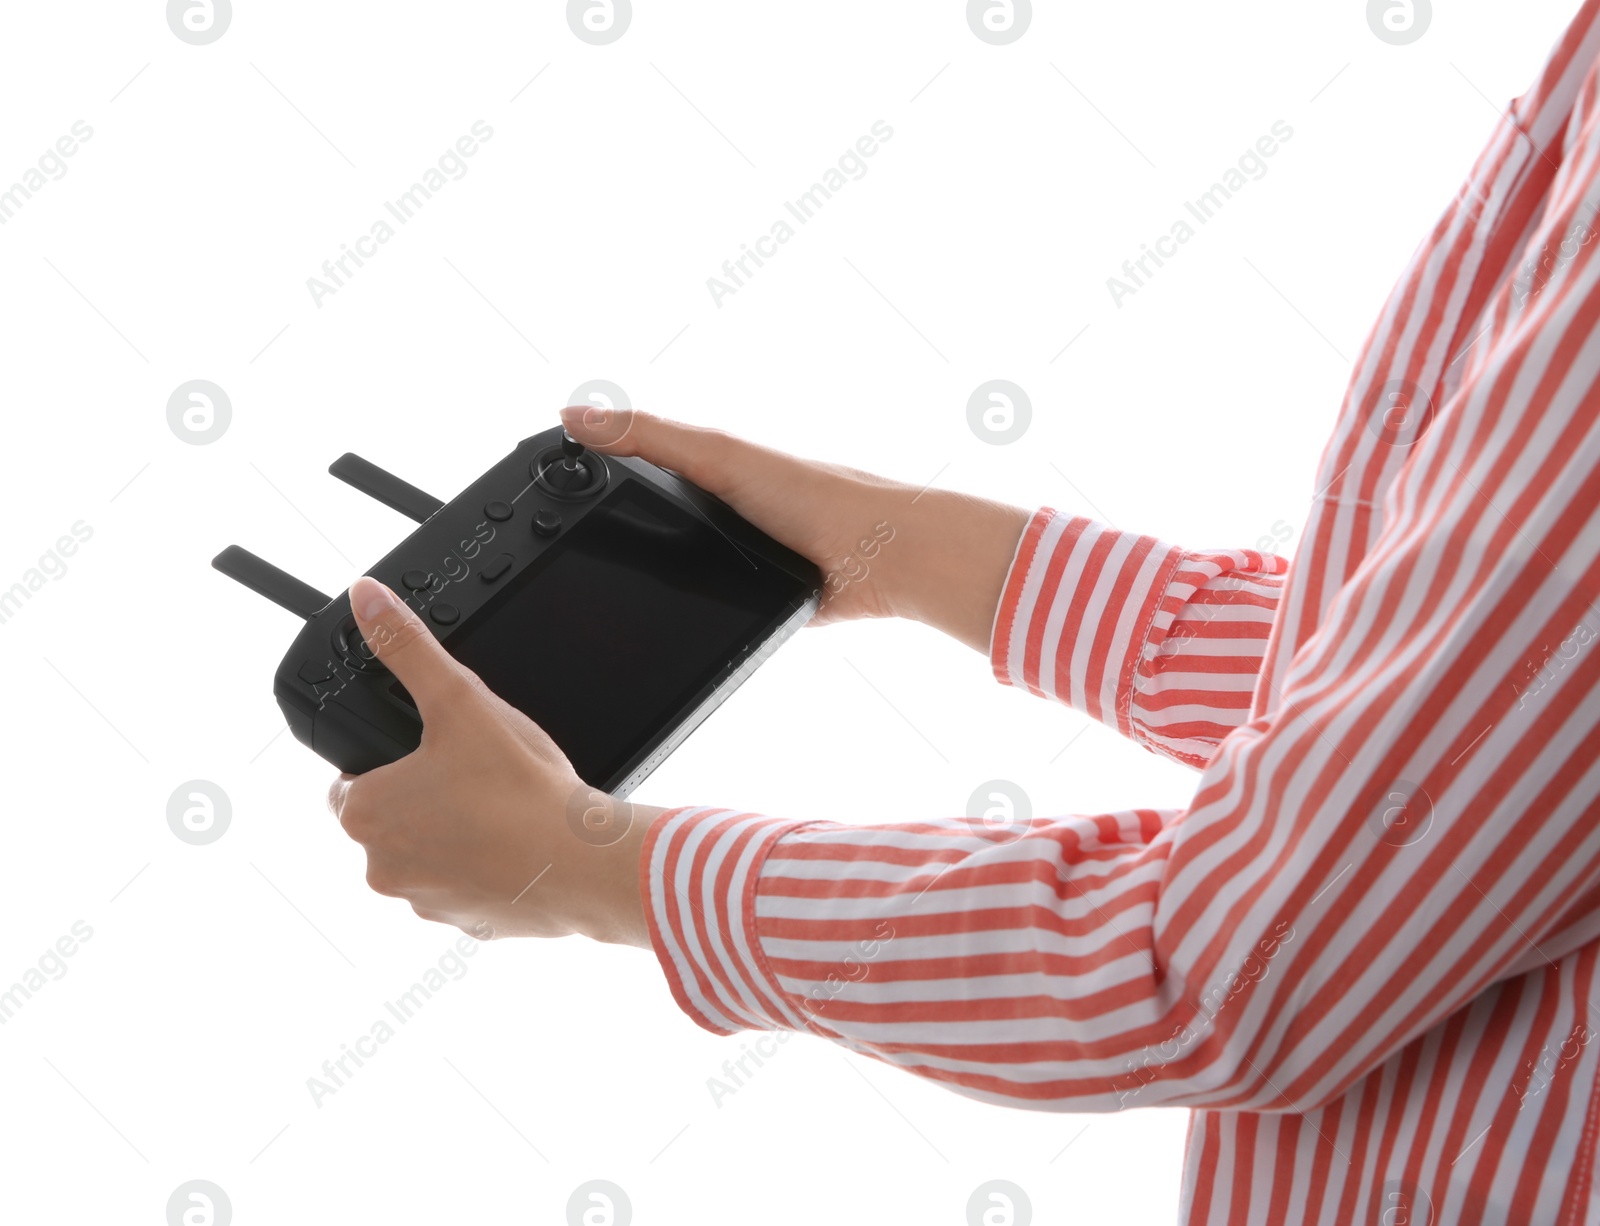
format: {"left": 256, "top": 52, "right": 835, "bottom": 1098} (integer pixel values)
{"left": 442, "top": 480, "right": 807, "bottom": 788}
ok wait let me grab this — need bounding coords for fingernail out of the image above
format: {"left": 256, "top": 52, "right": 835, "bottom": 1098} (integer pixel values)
{"left": 350, "top": 576, "right": 399, "bottom": 621}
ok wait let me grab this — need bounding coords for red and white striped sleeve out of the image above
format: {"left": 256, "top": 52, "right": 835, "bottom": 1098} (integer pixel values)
{"left": 641, "top": 515, "right": 1287, "bottom": 1035}
{"left": 990, "top": 512, "right": 1289, "bottom": 768}
{"left": 642, "top": 204, "right": 1600, "bottom": 1112}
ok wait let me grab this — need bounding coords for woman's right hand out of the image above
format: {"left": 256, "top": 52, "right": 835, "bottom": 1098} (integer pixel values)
{"left": 558, "top": 407, "right": 1031, "bottom": 653}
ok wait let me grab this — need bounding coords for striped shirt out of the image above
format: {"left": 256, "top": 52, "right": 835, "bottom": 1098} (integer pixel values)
{"left": 642, "top": 5, "right": 1600, "bottom": 1220}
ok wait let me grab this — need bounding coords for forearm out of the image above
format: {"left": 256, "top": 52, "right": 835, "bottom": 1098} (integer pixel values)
{"left": 558, "top": 408, "right": 1034, "bottom": 654}
{"left": 876, "top": 486, "right": 1032, "bottom": 654}
{"left": 560, "top": 405, "right": 1272, "bottom": 767}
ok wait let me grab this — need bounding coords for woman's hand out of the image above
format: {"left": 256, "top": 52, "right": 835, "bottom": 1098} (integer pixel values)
{"left": 326, "top": 576, "right": 657, "bottom": 947}
{"left": 326, "top": 413, "right": 1032, "bottom": 932}
{"left": 559, "top": 406, "right": 1032, "bottom": 653}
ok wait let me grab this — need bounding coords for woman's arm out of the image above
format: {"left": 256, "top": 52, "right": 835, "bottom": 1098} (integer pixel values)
{"left": 334, "top": 262, "right": 1600, "bottom": 1114}
{"left": 641, "top": 204, "right": 1600, "bottom": 1112}
{"left": 557, "top": 405, "right": 1033, "bottom": 652}
{"left": 643, "top": 442, "right": 1600, "bottom": 1118}
{"left": 560, "top": 408, "right": 1289, "bottom": 768}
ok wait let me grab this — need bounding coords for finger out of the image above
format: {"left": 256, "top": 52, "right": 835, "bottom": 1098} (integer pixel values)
{"left": 349, "top": 576, "right": 468, "bottom": 716}
{"left": 558, "top": 406, "right": 744, "bottom": 498}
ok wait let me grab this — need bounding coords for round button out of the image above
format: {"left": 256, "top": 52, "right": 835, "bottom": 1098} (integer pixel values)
{"left": 533, "top": 509, "right": 562, "bottom": 537}
{"left": 430, "top": 603, "right": 460, "bottom": 626}
{"left": 401, "top": 569, "right": 433, "bottom": 592}
{"left": 332, "top": 616, "right": 384, "bottom": 672}
{"left": 484, "top": 500, "right": 513, "bottom": 522}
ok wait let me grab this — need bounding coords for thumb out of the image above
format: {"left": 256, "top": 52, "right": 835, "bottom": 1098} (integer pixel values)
{"left": 558, "top": 406, "right": 736, "bottom": 498}
{"left": 348, "top": 576, "right": 468, "bottom": 716}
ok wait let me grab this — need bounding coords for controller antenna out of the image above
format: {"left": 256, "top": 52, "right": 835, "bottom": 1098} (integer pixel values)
{"left": 212, "top": 545, "right": 333, "bottom": 620}
{"left": 328, "top": 453, "right": 444, "bottom": 524}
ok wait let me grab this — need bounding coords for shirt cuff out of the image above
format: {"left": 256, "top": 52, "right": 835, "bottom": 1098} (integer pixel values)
{"left": 641, "top": 805, "right": 817, "bottom": 1036}
{"left": 990, "top": 508, "right": 1186, "bottom": 740}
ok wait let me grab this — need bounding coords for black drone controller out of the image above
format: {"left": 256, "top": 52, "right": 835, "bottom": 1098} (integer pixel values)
{"left": 214, "top": 425, "right": 821, "bottom": 795}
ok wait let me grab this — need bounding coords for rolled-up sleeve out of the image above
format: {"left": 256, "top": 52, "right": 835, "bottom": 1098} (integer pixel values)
{"left": 992, "top": 510, "right": 1288, "bottom": 768}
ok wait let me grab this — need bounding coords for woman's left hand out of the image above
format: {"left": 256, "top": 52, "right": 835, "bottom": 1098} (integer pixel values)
{"left": 325, "top": 576, "right": 657, "bottom": 947}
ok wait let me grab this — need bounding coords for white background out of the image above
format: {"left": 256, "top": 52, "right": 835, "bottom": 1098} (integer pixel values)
{"left": 0, "top": 1, "right": 1583, "bottom": 1222}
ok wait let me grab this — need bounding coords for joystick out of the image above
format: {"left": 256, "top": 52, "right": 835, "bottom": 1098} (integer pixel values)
{"left": 212, "top": 426, "right": 820, "bottom": 793}
{"left": 533, "top": 432, "right": 608, "bottom": 500}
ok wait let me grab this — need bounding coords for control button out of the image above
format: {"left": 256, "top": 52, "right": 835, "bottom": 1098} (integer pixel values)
{"left": 484, "top": 500, "right": 513, "bottom": 522}
{"left": 332, "top": 616, "right": 385, "bottom": 673}
{"left": 533, "top": 508, "right": 562, "bottom": 537}
{"left": 430, "top": 603, "right": 460, "bottom": 626}
{"left": 297, "top": 659, "right": 334, "bottom": 684}
{"left": 401, "top": 569, "right": 433, "bottom": 592}
{"left": 481, "top": 553, "right": 514, "bottom": 583}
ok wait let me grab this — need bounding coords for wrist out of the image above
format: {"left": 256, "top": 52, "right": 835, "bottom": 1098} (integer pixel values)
{"left": 881, "top": 487, "right": 1031, "bottom": 654}
{"left": 567, "top": 799, "right": 659, "bottom": 949}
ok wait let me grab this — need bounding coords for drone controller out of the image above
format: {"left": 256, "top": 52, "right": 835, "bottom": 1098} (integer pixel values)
{"left": 214, "top": 425, "right": 821, "bottom": 795}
